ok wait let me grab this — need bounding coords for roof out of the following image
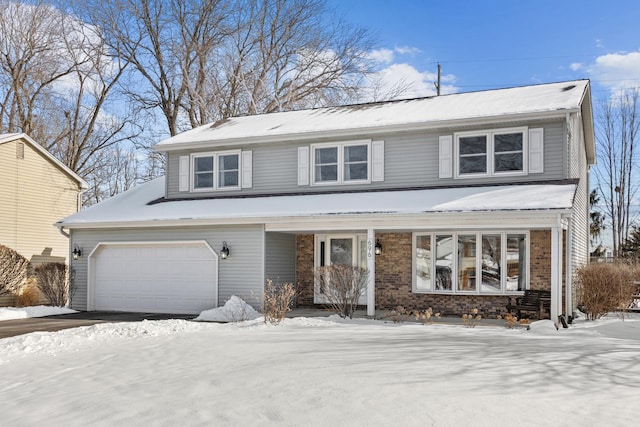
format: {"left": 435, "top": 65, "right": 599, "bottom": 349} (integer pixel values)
{"left": 0, "top": 133, "right": 88, "bottom": 189}
{"left": 156, "top": 80, "right": 592, "bottom": 151}
{"left": 58, "top": 177, "right": 577, "bottom": 229}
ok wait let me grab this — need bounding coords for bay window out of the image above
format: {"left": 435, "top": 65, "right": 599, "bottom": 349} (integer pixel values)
{"left": 413, "top": 231, "right": 527, "bottom": 294}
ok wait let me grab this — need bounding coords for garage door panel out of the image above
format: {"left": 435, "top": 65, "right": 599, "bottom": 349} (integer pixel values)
{"left": 93, "top": 243, "right": 217, "bottom": 314}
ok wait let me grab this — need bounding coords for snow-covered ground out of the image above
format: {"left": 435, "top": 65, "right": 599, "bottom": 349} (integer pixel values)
{"left": 1, "top": 308, "right": 639, "bottom": 426}
{"left": 0, "top": 305, "right": 76, "bottom": 321}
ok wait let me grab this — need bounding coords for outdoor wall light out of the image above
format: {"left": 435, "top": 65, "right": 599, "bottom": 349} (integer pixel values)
{"left": 375, "top": 239, "right": 382, "bottom": 255}
{"left": 220, "top": 241, "right": 230, "bottom": 259}
{"left": 72, "top": 245, "right": 82, "bottom": 260}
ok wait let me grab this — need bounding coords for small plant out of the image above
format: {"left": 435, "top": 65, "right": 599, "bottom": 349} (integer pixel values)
{"left": 263, "top": 279, "right": 297, "bottom": 325}
{"left": 34, "top": 262, "right": 69, "bottom": 306}
{"left": 314, "top": 265, "right": 368, "bottom": 319}
{"left": 386, "top": 305, "right": 410, "bottom": 323}
{"left": 16, "top": 279, "right": 40, "bottom": 307}
{"left": 461, "top": 308, "right": 482, "bottom": 328}
{"left": 497, "top": 313, "right": 530, "bottom": 329}
{"left": 0, "top": 245, "right": 30, "bottom": 296}
{"left": 414, "top": 307, "right": 441, "bottom": 325}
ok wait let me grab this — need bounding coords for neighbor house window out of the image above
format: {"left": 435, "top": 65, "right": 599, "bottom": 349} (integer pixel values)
{"left": 191, "top": 150, "right": 240, "bottom": 191}
{"left": 312, "top": 142, "right": 370, "bottom": 184}
{"left": 413, "top": 231, "right": 528, "bottom": 294}
{"left": 455, "top": 128, "right": 527, "bottom": 177}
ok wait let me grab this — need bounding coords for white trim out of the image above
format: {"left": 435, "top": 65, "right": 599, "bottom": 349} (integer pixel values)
{"left": 310, "top": 140, "right": 372, "bottom": 186}
{"left": 454, "top": 126, "right": 529, "bottom": 179}
{"left": 366, "top": 229, "right": 375, "bottom": 316}
{"left": 190, "top": 149, "right": 241, "bottom": 192}
{"left": 87, "top": 240, "right": 218, "bottom": 311}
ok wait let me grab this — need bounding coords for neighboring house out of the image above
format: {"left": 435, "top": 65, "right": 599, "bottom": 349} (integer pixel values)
{"left": 57, "top": 80, "right": 595, "bottom": 321}
{"left": 0, "top": 133, "right": 87, "bottom": 305}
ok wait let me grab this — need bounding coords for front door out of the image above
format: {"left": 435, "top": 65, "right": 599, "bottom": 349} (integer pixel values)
{"left": 315, "top": 234, "right": 367, "bottom": 304}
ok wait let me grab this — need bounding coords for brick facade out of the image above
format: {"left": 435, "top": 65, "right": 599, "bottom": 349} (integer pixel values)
{"left": 296, "top": 230, "right": 559, "bottom": 319}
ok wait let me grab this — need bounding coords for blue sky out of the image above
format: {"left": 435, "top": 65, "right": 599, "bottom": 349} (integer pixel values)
{"left": 329, "top": 0, "right": 640, "bottom": 101}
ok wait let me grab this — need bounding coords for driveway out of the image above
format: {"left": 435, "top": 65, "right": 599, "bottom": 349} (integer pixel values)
{"left": 0, "top": 311, "right": 196, "bottom": 339}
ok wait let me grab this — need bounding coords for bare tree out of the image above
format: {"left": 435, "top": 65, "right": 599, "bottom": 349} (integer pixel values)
{"left": 314, "top": 264, "right": 368, "bottom": 319}
{"left": 594, "top": 89, "right": 640, "bottom": 256}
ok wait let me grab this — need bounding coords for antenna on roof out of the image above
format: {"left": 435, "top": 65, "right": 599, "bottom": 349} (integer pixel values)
{"left": 434, "top": 63, "right": 441, "bottom": 96}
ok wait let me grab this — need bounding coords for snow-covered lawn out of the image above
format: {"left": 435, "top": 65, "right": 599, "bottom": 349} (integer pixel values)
{"left": 1, "top": 312, "right": 639, "bottom": 426}
{"left": 0, "top": 306, "right": 76, "bottom": 321}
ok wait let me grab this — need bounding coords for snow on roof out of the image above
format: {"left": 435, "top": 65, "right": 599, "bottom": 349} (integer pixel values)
{"left": 58, "top": 177, "right": 577, "bottom": 228}
{"left": 157, "top": 80, "right": 590, "bottom": 149}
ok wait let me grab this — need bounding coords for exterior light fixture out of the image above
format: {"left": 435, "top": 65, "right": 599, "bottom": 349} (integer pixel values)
{"left": 375, "top": 239, "right": 382, "bottom": 255}
{"left": 220, "top": 241, "right": 230, "bottom": 259}
{"left": 72, "top": 245, "right": 82, "bottom": 260}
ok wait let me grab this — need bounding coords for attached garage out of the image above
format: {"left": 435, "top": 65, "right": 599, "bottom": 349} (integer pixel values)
{"left": 89, "top": 241, "right": 218, "bottom": 314}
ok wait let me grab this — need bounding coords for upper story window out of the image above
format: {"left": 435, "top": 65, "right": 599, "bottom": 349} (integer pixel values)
{"left": 191, "top": 150, "right": 241, "bottom": 191}
{"left": 312, "top": 142, "right": 370, "bottom": 185}
{"left": 455, "top": 127, "right": 527, "bottom": 178}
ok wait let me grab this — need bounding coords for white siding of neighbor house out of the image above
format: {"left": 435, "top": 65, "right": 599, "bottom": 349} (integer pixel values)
{"left": 165, "top": 121, "right": 567, "bottom": 199}
{"left": 69, "top": 225, "right": 265, "bottom": 311}
{"left": 265, "top": 232, "right": 296, "bottom": 286}
{"left": 0, "top": 137, "right": 82, "bottom": 306}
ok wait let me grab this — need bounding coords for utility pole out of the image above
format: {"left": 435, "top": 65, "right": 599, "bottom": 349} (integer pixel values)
{"left": 435, "top": 63, "right": 441, "bottom": 96}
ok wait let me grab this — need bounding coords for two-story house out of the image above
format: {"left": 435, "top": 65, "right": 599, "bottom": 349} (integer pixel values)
{"left": 1, "top": 133, "right": 86, "bottom": 306}
{"left": 57, "top": 80, "right": 594, "bottom": 321}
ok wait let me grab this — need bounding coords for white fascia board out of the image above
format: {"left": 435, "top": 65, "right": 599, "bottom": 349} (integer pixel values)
{"left": 155, "top": 110, "right": 576, "bottom": 153}
{"left": 61, "top": 208, "right": 573, "bottom": 231}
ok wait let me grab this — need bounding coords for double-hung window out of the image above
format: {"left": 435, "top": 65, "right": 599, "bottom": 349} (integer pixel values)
{"left": 455, "top": 128, "right": 526, "bottom": 177}
{"left": 312, "top": 142, "right": 370, "bottom": 185}
{"left": 413, "top": 231, "right": 528, "bottom": 294}
{"left": 191, "top": 150, "right": 241, "bottom": 191}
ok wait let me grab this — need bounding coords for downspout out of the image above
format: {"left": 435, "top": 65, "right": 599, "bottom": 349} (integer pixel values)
{"left": 564, "top": 215, "right": 573, "bottom": 321}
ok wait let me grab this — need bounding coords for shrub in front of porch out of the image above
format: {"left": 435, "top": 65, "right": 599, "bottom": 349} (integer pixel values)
{"left": 576, "top": 263, "right": 636, "bottom": 320}
{"left": 263, "top": 279, "right": 297, "bottom": 325}
{"left": 314, "top": 265, "right": 368, "bottom": 319}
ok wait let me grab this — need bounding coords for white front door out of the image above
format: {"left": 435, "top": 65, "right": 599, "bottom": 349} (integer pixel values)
{"left": 314, "top": 234, "right": 367, "bottom": 304}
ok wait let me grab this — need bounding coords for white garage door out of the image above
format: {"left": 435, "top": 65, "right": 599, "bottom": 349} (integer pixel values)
{"left": 92, "top": 242, "right": 217, "bottom": 314}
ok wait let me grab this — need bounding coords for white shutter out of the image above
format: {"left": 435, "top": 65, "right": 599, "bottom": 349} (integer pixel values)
{"left": 439, "top": 135, "right": 453, "bottom": 178}
{"left": 371, "top": 140, "right": 384, "bottom": 182}
{"left": 298, "top": 146, "right": 310, "bottom": 186}
{"left": 241, "top": 150, "right": 252, "bottom": 188}
{"left": 528, "top": 128, "right": 544, "bottom": 173}
{"left": 178, "top": 155, "right": 189, "bottom": 191}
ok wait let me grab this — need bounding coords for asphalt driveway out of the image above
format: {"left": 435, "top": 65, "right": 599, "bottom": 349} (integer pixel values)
{"left": 0, "top": 311, "right": 196, "bottom": 339}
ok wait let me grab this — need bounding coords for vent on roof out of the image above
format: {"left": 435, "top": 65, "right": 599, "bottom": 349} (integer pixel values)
{"left": 562, "top": 85, "right": 576, "bottom": 92}
{"left": 16, "top": 142, "right": 24, "bottom": 159}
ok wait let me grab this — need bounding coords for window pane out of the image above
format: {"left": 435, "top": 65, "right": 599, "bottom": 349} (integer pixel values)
{"left": 194, "top": 157, "right": 213, "bottom": 172}
{"left": 495, "top": 153, "right": 523, "bottom": 172}
{"left": 194, "top": 172, "right": 213, "bottom": 188}
{"left": 315, "top": 164, "right": 337, "bottom": 182}
{"left": 506, "top": 234, "right": 526, "bottom": 291}
{"left": 330, "top": 238, "right": 353, "bottom": 265}
{"left": 459, "top": 136, "right": 487, "bottom": 155}
{"left": 219, "top": 171, "right": 238, "bottom": 187}
{"left": 457, "top": 235, "right": 476, "bottom": 291}
{"left": 494, "top": 133, "right": 523, "bottom": 152}
{"left": 415, "top": 235, "right": 432, "bottom": 291}
{"left": 219, "top": 154, "right": 239, "bottom": 170}
{"left": 481, "top": 234, "right": 501, "bottom": 292}
{"left": 344, "top": 145, "right": 368, "bottom": 162}
{"left": 459, "top": 156, "right": 487, "bottom": 174}
{"left": 345, "top": 163, "right": 368, "bottom": 181}
{"left": 435, "top": 235, "right": 453, "bottom": 291}
{"left": 316, "top": 147, "right": 337, "bottom": 163}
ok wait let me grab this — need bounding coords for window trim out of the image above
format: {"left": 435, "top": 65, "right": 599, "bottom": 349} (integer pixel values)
{"left": 311, "top": 140, "right": 371, "bottom": 186}
{"left": 412, "top": 231, "right": 530, "bottom": 295}
{"left": 190, "top": 150, "right": 241, "bottom": 192}
{"left": 454, "top": 127, "right": 528, "bottom": 178}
